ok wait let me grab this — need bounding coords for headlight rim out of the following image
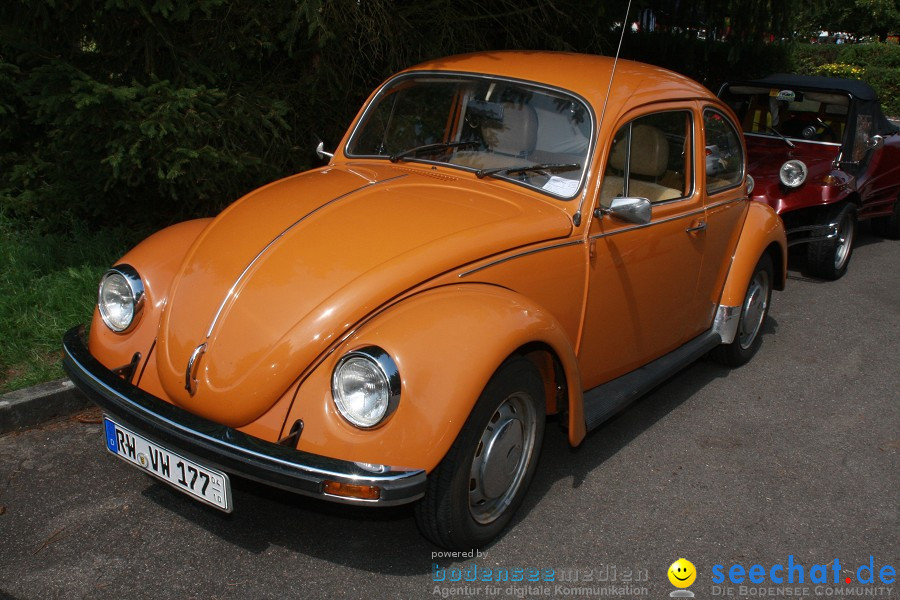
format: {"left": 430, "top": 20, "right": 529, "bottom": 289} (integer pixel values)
{"left": 97, "top": 264, "right": 145, "bottom": 333}
{"left": 779, "top": 159, "right": 808, "bottom": 188}
{"left": 331, "top": 346, "right": 401, "bottom": 429}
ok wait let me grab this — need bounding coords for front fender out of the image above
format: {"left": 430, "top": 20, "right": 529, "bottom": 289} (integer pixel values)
{"left": 718, "top": 201, "right": 787, "bottom": 309}
{"left": 88, "top": 219, "right": 213, "bottom": 372}
{"left": 282, "top": 284, "right": 584, "bottom": 473}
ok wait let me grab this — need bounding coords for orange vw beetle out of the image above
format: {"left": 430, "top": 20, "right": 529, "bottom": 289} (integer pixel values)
{"left": 64, "top": 52, "right": 786, "bottom": 549}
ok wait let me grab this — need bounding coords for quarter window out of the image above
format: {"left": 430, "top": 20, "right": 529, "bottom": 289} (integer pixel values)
{"left": 600, "top": 111, "right": 693, "bottom": 207}
{"left": 704, "top": 109, "right": 744, "bottom": 193}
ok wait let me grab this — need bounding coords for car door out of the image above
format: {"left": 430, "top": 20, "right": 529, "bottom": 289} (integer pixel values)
{"left": 579, "top": 106, "right": 708, "bottom": 390}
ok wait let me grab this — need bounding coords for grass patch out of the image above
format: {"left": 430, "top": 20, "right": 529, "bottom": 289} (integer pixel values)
{"left": 0, "top": 217, "right": 141, "bottom": 392}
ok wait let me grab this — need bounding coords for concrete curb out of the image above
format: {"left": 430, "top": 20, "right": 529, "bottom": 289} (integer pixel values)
{"left": 0, "top": 378, "right": 91, "bottom": 435}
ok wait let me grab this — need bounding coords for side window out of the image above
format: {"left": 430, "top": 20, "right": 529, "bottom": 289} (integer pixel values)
{"left": 600, "top": 110, "right": 692, "bottom": 207}
{"left": 852, "top": 114, "right": 874, "bottom": 162}
{"left": 704, "top": 109, "right": 744, "bottom": 193}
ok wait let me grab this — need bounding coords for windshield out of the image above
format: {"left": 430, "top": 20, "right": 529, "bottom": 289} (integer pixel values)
{"left": 721, "top": 85, "right": 850, "bottom": 145}
{"left": 346, "top": 74, "right": 594, "bottom": 199}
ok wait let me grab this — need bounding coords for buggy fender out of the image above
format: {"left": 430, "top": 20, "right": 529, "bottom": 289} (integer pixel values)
{"left": 284, "top": 283, "right": 585, "bottom": 473}
{"left": 719, "top": 201, "right": 787, "bottom": 308}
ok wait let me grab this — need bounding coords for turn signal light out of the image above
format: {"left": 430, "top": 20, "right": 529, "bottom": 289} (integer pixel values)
{"left": 323, "top": 480, "right": 381, "bottom": 500}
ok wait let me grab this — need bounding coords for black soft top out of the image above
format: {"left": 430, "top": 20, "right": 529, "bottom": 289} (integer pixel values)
{"left": 746, "top": 73, "right": 878, "bottom": 101}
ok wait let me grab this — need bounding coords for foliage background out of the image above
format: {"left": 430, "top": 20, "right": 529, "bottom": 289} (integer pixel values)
{"left": 0, "top": 0, "right": 897, "bottom": 390}
{"left": 1, "top": 0, "right": 897, "bottom": 232}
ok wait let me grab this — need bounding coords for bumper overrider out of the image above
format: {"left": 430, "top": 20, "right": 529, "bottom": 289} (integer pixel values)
{"left": 62, "top": 326, "right": 426, "bottom": 506}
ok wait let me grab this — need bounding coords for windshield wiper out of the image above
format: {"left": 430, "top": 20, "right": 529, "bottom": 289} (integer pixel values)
{"left": 475, "top": 163, "right": 581, "bottom": 179}
{"left": 389, "top": 141, "right": 480, "bottom": 163}
{"left": 766, "top": 126, "right": 795, "bottom": 148}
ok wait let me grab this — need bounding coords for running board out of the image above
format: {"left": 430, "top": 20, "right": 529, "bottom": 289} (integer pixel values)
{"left": 583, "top": 331, "right": 722, "bottom": 432}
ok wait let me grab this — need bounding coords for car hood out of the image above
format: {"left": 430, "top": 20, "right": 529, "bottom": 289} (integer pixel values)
{"left": 155, "top": 163, "right": 572, "bottom": 425}
{"left": 746, "top": 136, "right": 841, "bottom": 203}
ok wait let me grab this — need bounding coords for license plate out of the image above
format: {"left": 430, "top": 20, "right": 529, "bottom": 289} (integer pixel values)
{"left": 103, "top": 417, "right": 232, "bottom": 512}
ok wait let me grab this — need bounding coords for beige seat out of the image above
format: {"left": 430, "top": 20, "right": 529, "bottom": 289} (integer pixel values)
{"left": 600, "top": 124, "right": 681, "bottom": 206}
{"left": 452, "top": 103, "right": 538, "bottom": 170}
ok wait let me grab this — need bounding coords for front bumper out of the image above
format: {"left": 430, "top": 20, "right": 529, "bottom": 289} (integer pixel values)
{"left": 785, "top": 220, "right": 839, "bottom": 247}
{"left": 62, "top": 326, "right": 427, "bottom": 506}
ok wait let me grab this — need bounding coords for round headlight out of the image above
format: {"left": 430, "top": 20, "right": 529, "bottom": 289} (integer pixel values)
{"left": 779, "top": 160, "right": 808, "bottom": 188}
{"left": 332, "top": 347, "right": 400, "bottom": 429}
{"left": 98, "top": 265, "right": 144, "bottom": 333}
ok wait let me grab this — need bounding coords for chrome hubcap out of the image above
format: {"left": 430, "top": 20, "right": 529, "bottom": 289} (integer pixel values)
{"left": 469, "top": 393, "right": 537, "bottom": 524}
{"left": 738, "top": 269, "right": 771, "bottom": 350}
{"left": 834, "top": 213, "right": 855, "bottom": 270}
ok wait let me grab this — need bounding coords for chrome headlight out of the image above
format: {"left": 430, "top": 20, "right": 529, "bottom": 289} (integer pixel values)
{"left": 332, "top": 346, "right": 400, "bottom": 429}
{"left": 746, "top": 174, "right": 755, "bottom": 194}
{"left": 98, "top": 265, "right": 144, "bottom": 333}
{"left": 779, "top": 160, "right": 808, "bottom": 188}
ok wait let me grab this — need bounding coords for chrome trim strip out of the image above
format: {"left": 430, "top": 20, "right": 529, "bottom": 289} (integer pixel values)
{"left": 589, "top": 206, "right": 707, "bottom": 240}
{"left": 458, "top": 239, "right": 585, "bottom": 278}
{"left": 713, "top": 304, "right": 741, "bottom": 344}
{"left": 705, "top": 196, "right": 746, "bottom": 211}
{"left": 204, "top": 174, "right": 408, "bottom": 339}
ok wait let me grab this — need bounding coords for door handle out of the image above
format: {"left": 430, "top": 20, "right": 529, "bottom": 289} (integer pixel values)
{"left": 686, "top": 220, "right": 707, "bottom": 234}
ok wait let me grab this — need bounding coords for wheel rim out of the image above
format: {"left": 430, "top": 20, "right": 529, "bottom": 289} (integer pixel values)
{"left": 738, "top": 268, "right": 771, "bottom": 350}
{"left": 833, "top": 212, "right": 855, "bottom": 270}
{"left": 468, "top": 392, "right": 538, "bottom": 525}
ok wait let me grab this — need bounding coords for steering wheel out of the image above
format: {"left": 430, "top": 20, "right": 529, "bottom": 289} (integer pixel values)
{"left": 816, "top": 117, "right": 839, "bottom": 142}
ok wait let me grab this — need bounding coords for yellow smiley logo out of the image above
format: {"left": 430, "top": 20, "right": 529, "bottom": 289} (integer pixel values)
{"left": 668, "top": 558, "right": 697, "bottom": 588}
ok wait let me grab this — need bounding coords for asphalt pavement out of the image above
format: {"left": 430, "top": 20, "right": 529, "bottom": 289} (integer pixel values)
{"left": 1, "top": 226, "right": 897, "bottom": 600}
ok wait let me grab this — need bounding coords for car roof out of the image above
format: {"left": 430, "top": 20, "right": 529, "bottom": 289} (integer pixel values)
{"left": 728, "top": 73, "right": 878, "bottom": 101}
{"left": 400, "top": 51, "right": 718, "bottom": 112}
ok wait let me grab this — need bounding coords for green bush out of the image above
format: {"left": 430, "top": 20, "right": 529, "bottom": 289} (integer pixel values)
{"left": 789, "top": 43, "right": 900, "bottom": 116}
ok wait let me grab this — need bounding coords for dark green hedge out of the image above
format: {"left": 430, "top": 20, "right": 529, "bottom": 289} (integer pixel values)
{"left": 2, "top": 1, "right": 892, "bottom": 233}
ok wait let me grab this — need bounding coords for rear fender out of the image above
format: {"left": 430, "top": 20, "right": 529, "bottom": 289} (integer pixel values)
{"left": 719, "top": 202, "right": 787, "bottom": 309}
{"left": 283, "top": 284, "right": 585, "bottom": 473}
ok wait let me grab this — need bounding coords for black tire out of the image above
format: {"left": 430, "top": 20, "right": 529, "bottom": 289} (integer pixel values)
{"left": 806, "top": 203, "right": 857, "bottom": 280}
{"left": 713, "top": 253, "right": 774, "bottom": 367}
{"left": 872, "top": 195, "right": 900, "bottom": 240}
{"left": 414, "top": 357, "right": 545, "bottom": 550}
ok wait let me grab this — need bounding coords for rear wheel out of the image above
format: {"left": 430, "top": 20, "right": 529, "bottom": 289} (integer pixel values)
{"left": 872, "top": 195, "right": 900, "bottom": 240}
{"left": 415, "top": 357, "right": 545, "bottom": 549}
{"left": 807, "top": 203, "right": 856, "bottom": 280}
{"left": 713, "top": 253, "right": 773, "bottom": 367}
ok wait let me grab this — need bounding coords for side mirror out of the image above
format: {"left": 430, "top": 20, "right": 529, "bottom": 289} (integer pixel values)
{"left": 315, "top": 141, "right": 334, "bottom": 161}
{"left": 866, "top": 135, "right": 884, "bottom": 151}
{"left": 596, "top": 196, "right": 652, "bottom": 225}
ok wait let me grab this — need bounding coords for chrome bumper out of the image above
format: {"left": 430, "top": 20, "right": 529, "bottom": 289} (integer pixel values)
{"left": 62, "top": 326, "right": 426, "bottom": 506}
{"left": 786, "top": 221, "right": 839, "bottom": 247}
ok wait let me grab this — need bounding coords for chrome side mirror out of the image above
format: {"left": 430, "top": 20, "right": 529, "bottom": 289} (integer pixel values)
{"left": 598, "top": 196, "right": 652, "bottom": 225}
{"left": 867, "top": 135, "right": 884, "bottom": 151}
{"left": 316, "top": 141, "right": 334, "bottom": 160}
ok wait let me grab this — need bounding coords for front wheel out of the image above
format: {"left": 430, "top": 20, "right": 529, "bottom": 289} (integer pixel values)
{"left": 415, "top": 357, "right": 545, "bottom": 549}
{"left": 713, "top": 253, "right": 773, "bottom": 367}
{"left": 806, "top": 203, "right": 857, "bottom": 280}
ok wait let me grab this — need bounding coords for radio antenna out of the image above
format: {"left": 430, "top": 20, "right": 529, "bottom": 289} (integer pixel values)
{"left": 573, "top": 0, "right": 632, "bottom": 227}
